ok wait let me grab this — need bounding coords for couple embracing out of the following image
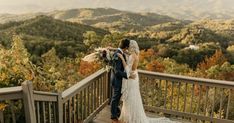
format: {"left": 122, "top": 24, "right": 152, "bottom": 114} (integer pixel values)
{"left": 110, "top": 39, "right": 177, "bottom": 123}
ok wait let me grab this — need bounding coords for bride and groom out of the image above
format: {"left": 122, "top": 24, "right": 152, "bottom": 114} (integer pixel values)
{"left": 110, "top": 39, "right": 177, "bottom": 123}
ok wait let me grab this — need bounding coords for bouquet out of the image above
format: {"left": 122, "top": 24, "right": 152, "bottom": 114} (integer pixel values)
{"left": 82, "top": 47, "right": 117, "bottom": 71}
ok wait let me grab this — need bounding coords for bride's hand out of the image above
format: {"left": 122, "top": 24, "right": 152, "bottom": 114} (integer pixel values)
{"left": 117, "top": 53, "right": 124, "bottom": 61}
{"left": 129, "top": 72, "right": 136, "bottom": 79}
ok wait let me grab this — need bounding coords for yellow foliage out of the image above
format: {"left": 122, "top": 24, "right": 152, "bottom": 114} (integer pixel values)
{"left": 0, "top": 103, "right": 7, "bottom": 111}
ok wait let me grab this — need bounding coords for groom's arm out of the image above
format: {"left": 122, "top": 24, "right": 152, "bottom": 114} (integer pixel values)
{"left": 115, "top": 57, "right": 128, "bottom": 79}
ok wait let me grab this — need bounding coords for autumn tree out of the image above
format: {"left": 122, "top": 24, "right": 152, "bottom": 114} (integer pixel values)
{"left": 83, "top": 31, "right": 102, "bottom": 50}
{"left": 78, "top": 60, "right": 101, "bottom": 77}
{"left": 0, "top": 35, "right": 35, "bottom": 87}
{"left": 197, "top": 50, "right": 227, "bottom": 71}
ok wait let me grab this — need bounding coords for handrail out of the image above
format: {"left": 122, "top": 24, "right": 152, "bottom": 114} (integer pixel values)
{"left": 33, "top": 90, "right": 58, "bottom": 96}
{"left": 0, "top": 86, "right": 22, "bottom": 94}
{"left": 33, "top": 90, "right": 58, "bottom": 102}
{"left": 0, "top": 86, "right": 23, "bottom": 100}
{"left": 62, "top": 68, "right": 106, "bottom": 101}
{"left": 138, "top": 70, "right": 234, "bottom": 88}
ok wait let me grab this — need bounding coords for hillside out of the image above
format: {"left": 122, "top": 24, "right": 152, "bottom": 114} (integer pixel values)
{"left": 0, "top": 8, "right": 180, "bottom": 31}
{"left": 49, "top": 8, "right": 178, "bottom": 31}
{"left": 0, "top": 16, "right": 109, "bottom": 60}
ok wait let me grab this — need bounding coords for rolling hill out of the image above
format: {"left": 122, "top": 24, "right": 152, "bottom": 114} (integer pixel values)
{"left": 0, "top": 8, "right": 180, "bottom": 31}
{"left": 0, "top": 16, "right": 109, "bottom": 59}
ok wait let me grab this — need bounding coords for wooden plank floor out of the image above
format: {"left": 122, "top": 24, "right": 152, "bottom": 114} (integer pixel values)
{"left": 91, "top": 106, "right": 191, "bottom": 123}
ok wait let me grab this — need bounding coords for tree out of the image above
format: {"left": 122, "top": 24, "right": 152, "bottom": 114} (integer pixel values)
{"left": 197, "top": 50, "right": 227, "bottom": 71}
{"left": 83, "top": 31, "right": 102, "bottom": 50}
{"left": 101, "top": 32, "right": 124, "bottom": 47}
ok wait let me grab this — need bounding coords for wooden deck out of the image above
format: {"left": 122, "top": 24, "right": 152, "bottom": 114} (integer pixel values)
{"left": 91, "top": 106, "right": 191, "bottom": 123}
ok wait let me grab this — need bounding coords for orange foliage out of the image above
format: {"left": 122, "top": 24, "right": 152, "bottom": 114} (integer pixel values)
{"left": 194, "top": 85, "right": 207, "bottom": 96}
{"left": 197, "top": 50, "right": 227, "bottom": 71}
{"left": 219, "top": 72, "right": 234, "bottom": 81}
{"left": 139, "top": 49, "right": 155, "bottom": 62}
{"left": 145, "top": 60, "right": 165, "bottom": 72}
{"left": 78, "top": 60, "right": 101, "bottom": 77}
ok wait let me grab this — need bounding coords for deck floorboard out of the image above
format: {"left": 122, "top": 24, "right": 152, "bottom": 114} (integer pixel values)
{"left": 91, "top": 106, "right": 191, "bottom": 123}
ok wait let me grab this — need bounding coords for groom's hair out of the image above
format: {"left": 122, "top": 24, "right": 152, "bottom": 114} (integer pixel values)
{"left": 119, "top": 39, "right": 130, "bottom": 49}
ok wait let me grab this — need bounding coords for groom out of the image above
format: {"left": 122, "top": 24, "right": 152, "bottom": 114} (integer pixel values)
{"left": 110, "top": 39, "right": 135, "bottom": 123}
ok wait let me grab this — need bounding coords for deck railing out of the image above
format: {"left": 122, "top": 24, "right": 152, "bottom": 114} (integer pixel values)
{"left": 61, "top": 69, "right": 109, "bottom": 123}
{"left": 0, "top": 69, "right": 234, "bottom": 123}
{"left": 138, "top": 70, "right": 234, "bottom": 123}
{"left": 0, "top": 69, "right": 110, "bottom": 123}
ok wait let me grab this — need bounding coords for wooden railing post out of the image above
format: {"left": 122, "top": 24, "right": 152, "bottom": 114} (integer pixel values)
{"left": 0, "top": 111, "right": 4, "bottom": 123}
{"left": 22, "top": 81, "right": 36, "bottom": 123}
{"left": 57, "top": 93, "right": 63, "bottom": 123}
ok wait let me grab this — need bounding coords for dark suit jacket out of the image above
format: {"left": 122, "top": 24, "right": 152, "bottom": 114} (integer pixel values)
{"left": 111, "top": 49, "right": 128, "bottom": 88}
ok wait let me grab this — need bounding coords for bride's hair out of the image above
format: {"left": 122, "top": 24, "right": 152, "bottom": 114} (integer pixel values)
{"left": 129, "top": 40, "right": 140, "bottom": 55}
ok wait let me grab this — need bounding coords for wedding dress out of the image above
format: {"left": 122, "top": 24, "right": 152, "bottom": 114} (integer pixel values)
{"left": 119, "top": 55, "right": 178, "bottom": 123}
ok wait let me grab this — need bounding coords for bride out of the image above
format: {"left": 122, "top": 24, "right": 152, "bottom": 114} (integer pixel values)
{"left": 116, "top": 40, "right": 178, "bottom": 123}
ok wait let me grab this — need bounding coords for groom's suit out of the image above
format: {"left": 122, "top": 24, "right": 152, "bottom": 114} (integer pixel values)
{"left": 110, "top": 49, "right": 128, "bottom": 120}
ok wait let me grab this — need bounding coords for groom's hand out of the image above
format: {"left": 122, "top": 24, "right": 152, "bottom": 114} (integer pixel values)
{"left": 129, "top": 72, "right": 136, "bottom": 79}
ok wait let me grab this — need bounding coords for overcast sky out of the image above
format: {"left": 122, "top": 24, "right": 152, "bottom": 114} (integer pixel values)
{"left": 0, "top": 0, "right": 234, "bottom": 14}
{"left": 0, "top": 0, "right": 95, "bottom": 13}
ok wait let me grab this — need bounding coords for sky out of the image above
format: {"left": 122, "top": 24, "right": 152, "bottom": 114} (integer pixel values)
{"left": 0, "top": 0, "right": 234, "bottom": 14}
{"left": 0, "top": 0, "right": 93, "bottom": 13}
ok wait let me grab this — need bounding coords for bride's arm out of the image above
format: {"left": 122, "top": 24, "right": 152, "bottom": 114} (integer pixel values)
{"left": 117, "top": 53, "right": 136, "bottom": 79}
{"left": 117, "top": 53, "right": 128, "bottom": 68}
{"left": 131, "top": 53, "right": 139, "bottom": 71}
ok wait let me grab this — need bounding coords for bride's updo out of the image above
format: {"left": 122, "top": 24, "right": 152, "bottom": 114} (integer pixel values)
{"left": 129, "top": 40, "right": 140, "bottom": 55}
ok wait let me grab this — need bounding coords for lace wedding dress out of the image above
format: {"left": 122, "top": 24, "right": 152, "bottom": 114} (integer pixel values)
{"left": 119, "top": 55, "right": 178, "bottom": 123}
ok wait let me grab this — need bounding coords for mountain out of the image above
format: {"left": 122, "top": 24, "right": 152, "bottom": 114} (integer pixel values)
{"left": 91, "top": 0, "right": 234, "bottom": 20}
{"left": 1, "top": 0, "right": 234, "bottom": 20}
{"left": 48, "top": 8, "right": 179, "bottom": 31}
{"left": 0, "top": 8, "right": 179, "bottom": 31}
{"left": 0, "top": 16, "right": 109, "bottom": 59}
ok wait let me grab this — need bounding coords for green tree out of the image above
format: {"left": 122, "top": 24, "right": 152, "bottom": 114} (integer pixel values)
{"left": 83, "top": 31, "right": 102, "bottom": 50}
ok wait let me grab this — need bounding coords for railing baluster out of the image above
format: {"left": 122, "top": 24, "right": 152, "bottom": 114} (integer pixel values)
{"left": 219, "top": 88, "right": 224, "bottom": 119}
{"left": 9, "top": 101, "right": 16, "bottom": 123}
{"left": 197, "top": 85, "right": 202, "bottom": 115}
{"left": 80, "top": 91, "right": 83, "bottom": 121}
{"left": 226, "top": 89, "right": 231, "bottom": 119}
{"left": 37, "top": 102, "right": 40, "bottom": 123}
{"left": 105, "top": 72, "right": 108, "bottom": 100}
{"left": 211, "top": 87, "right": 216, "bottom": 118}
{"left": 159, "top": 79, "right": 162, "bottom": 97}
{"left": 177, "top": 82, "right": 181, "bottom": 111}
{"left": 183, "top": 83, "right": 188, "bottom": 112}
{"left": 91, "top": 82, "right": 94, "bottom": 113}
{"left": 87, "top": 85, "right": 90, "bottom": 117}
{"left": 102, "top": 75, "right": 105, "bottom": 103}
{"left": 204, "top": 86, "right": 209, "bottom": 116}
{"left": 94, "top": 79, "right": 97, "bottom": 109}
{"left": 99, "top": 77, "right": 102, "bottom": 106}
{"left": 170, "top": 82, "right": 174, "bottom": 110}
{"left": 68, "top": 99, "right": 71, "bottom": 123}
{"left": 164, "top": 80, "right": 168, "bottom": 109}
{"left": 76, "top": 94, "right": 79, "bottom": 122}
{"left": 190, "top": 84, "right": 195, "bottom": 113}
{"left": 64, "top": 103, "right": 67, "bottom": 123}
{"left": 0, "top": 110, "right": 4, "bottom": 123}
{"left": 42, "top": 102, "right": 46, "bottom": 123}
{"left": 72, "top": 97, "right": 75, "bottom": 123}
{"left": 84, "top": 89, "right": 87, "bottom": 119}
{"left": 48, "top": 102, "right": 51, "bottom": 123}
{"left": 53, "top": 102, "right": 57, "bottom": 123}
